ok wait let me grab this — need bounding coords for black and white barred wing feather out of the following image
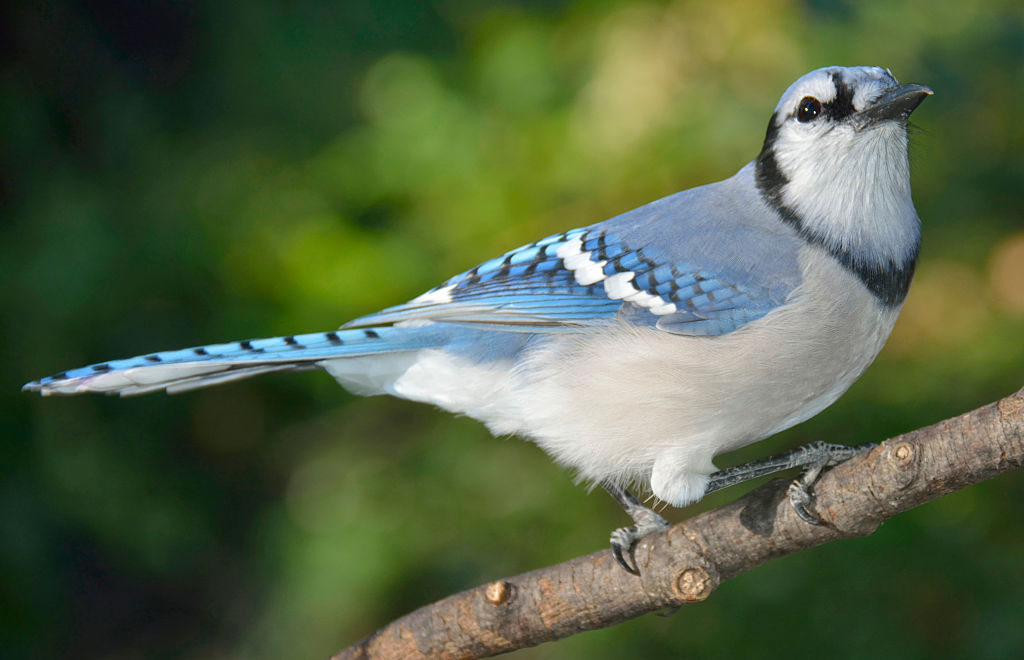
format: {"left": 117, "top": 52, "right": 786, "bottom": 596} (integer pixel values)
{"left": 346, "top": 227, "right": 785, "bottom": 336}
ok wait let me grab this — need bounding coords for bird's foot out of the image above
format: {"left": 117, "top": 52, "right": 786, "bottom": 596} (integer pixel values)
{"left": 603, "top": 482, "right": 670, "bottom": 575}
{"left": 609, "top": 508, "right": 671, "bottom": 575}
{"left": 784, "top": 443, "right": 865, "bottom": 524}
{"left": 787, "top": 473, "right": 822, "bottom": 524}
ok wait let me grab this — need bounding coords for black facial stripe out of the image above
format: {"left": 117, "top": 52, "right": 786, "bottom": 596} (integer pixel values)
{"left": 755, "top": 114, "right": 786, "bottom": 207}
{"left": 755, "top": 125, "right": 917, "bottom": 306}
{"left": 824, "top": 72, "right": 856, "bottom": 120}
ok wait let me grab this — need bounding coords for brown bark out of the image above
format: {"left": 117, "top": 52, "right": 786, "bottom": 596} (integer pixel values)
{"left": 333, "top": 388, "right": 1024, "bottom": 660}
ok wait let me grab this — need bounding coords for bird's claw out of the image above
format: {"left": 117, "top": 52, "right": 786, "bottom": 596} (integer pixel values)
{"left": 787, "top": 479, "right": 823, "bottom": 524}
{"left": 609, "top": 511, "right": 670, "bottom": 575}
{"left": 610, "top": 525, "right": 641, "bottom": 575}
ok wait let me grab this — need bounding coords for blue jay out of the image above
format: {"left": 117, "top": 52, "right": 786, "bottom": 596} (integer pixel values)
{"left": 25, "top": 66, "right": 930, "bottom": 574}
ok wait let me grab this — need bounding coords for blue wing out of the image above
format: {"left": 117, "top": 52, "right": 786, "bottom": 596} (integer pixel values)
{"left": 346, "top": 229, "right": 788, "bottom": 337}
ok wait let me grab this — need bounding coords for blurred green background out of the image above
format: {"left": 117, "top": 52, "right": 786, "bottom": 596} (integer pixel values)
{"left": 4, "top": 1, "right": 1024, "bottom": 658}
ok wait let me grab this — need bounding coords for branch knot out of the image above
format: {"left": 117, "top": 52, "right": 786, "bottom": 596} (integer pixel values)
{"left": 672, "top": 566, "right": 714, "bottom": 602}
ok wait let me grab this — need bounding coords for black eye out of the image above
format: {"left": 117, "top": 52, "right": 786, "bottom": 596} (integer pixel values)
{"left": 797, "top": 96, "right": 822, "bottom": 122}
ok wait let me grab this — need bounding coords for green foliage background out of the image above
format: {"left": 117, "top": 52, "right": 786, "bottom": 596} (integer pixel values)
{"left": 4, "top": 1, "right": 1024, "bottom": 658}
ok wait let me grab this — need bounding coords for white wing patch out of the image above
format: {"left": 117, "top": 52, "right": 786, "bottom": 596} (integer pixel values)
{"left": 556, "top": 236, "right": 678, "bottom": 315}
{"left": 409, "top": 284, "right": 455, "bottom": 306}
{"left": 556, "top": 237, "right": 607, "bottom": 285}
{"left": 602, "top": 271, "right": 636, "bottom": 298}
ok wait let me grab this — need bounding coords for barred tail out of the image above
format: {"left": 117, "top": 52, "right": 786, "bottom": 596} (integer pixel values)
{"left": 23, "top": 326, "right": 445, "bottom": 397}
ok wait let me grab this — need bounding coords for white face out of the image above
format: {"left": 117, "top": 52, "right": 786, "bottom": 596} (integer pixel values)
{"left": 760, "top": 66, "right": 921, "bottom": 267}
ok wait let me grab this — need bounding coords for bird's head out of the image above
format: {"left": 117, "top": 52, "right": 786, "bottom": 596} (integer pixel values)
{"left": 756, "top": 66, "right": 932, "bottom": 277}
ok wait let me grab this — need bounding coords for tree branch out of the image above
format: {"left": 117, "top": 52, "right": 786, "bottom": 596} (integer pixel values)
{"left": 333, "top": 388, "right": 1024, "bottom": 660}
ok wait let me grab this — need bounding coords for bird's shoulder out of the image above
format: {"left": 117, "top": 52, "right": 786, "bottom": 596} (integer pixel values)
{"left": 600, "top": 163, "right": 804, "bottom": 295}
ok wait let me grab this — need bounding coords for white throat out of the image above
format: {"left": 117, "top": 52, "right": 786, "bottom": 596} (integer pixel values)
{"left": 775, "top": 121, "right": 920, "bottom": 267}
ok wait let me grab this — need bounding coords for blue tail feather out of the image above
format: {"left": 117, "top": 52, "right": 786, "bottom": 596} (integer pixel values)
{"left": 23, "top": 326, "right": 444, "bottom": 396}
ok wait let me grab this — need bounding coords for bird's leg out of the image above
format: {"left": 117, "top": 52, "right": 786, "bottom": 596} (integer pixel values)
{"left": 706, "top": 441, "right": 871, "bottom": 523}
{"left": 603, "top": 482, "right": 670, "bottom": 575}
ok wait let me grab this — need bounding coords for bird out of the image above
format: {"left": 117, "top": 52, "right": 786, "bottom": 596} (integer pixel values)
{"left": 25, "top": 66, "right": 931, "bottom": 574}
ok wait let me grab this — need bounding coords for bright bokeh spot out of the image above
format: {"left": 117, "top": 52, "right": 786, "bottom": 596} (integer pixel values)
{"left": 987, "top": 232, "right": 1024, "bottom": 316}
{"left": 887, "top": 259, "right": 991, "bottom": 354}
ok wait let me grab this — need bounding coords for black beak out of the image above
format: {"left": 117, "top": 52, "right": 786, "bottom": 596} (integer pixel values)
{"left": 859, "top": 82, "right": 933, "bottom": 124}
